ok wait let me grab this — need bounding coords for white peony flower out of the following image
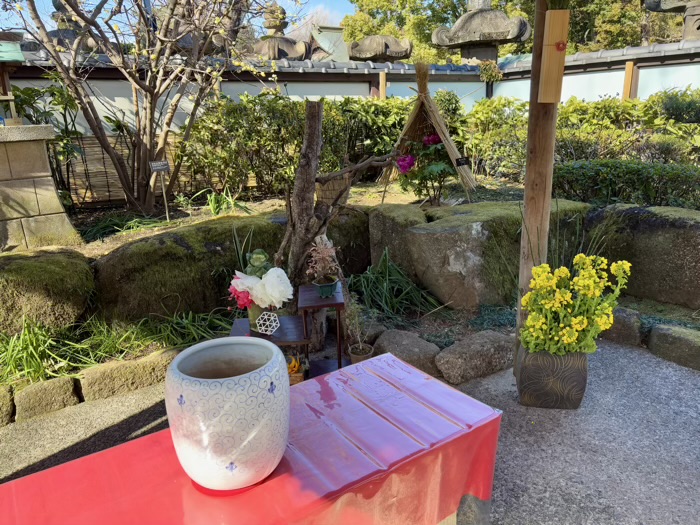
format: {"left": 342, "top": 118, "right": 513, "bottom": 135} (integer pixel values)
{"left": 260, "top": 268, "right": 293, "bottom": 308}
{"left": 231, "top": 268, "right": 292, "bottom": 309}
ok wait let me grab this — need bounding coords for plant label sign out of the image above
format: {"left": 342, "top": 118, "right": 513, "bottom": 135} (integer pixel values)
{"left": 150, "top": 160, "right": 170, "bottom": 173}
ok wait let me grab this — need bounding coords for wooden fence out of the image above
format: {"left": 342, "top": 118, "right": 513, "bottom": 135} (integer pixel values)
{"left": 59, "top": 136, "right": 207, "bottom": 207}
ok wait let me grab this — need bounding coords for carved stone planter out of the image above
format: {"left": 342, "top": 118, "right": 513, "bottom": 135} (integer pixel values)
{"left": 515, "top": 348, "right": 588, "bottom": 410}
{"left": 165, "top": 337, "right": 290, "bottom": 491}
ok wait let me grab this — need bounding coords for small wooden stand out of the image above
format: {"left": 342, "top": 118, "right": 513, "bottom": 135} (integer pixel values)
{"left": 297, "top": 284, "right": 346, "bottom": 370}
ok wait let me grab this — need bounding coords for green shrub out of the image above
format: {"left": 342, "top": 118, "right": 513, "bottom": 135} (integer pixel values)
{"left": 656, "top": 88, "right": 700, "bottom": 124}
{"left": 180, "top": 93, "right": 411, "bottom": 195}
{"left": 553, "top": 160, "right": 700, "bottom": 209}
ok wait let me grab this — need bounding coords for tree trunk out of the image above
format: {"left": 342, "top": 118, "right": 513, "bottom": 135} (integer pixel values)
{"left": 276, "top": 101, "right": 329, "bottom": 351}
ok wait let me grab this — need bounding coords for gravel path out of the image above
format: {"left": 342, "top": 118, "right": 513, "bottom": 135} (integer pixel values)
{"left": 460, "top": 341, "right": 700, "bottom": 525}
{"left": 1, "top": 341, "right": 698, "bottom": 525}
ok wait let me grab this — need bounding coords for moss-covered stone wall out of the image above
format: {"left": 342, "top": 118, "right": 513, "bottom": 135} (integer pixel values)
{"left": 95, "top": 209, "right": 370, "bottom": 321}
{"left": 0, "top": 249, "right": 94, "bottom": 333}
{"left": 370, "top": 201, "right": 590, "bottom": 310}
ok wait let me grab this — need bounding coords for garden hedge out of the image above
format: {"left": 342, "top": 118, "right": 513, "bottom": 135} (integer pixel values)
{"left": 553, "top": 159, "right": 700, "bottom": 209}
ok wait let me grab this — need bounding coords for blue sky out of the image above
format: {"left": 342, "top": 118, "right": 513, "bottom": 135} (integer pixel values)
{"left": 304, "top": 1, "right": 355, "bottom": 25}
{"left": 1, "top": 1, "right": 357, "bottom": 31}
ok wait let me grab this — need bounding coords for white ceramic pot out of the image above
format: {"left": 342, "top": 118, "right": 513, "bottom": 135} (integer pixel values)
{"left": 165, "top": 336, "right": 290, "bottom": 491}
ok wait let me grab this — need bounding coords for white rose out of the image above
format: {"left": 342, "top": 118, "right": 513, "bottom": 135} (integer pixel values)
{"left": 260, "top": 268, "right": 293, "bottom": 308}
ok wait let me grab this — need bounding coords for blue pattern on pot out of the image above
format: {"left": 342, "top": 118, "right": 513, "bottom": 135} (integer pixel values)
{"left": 165, "top": 336, "right": 290, "bottom": 491}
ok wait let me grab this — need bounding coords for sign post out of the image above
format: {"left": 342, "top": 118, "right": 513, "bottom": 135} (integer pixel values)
{"left": 149, "top": 160, "right": 171, "bottom": 222}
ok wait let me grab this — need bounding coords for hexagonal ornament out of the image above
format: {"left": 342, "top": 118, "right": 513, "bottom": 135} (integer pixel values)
{"left": 256, "top": 311, "right": 280, "bottom": 335}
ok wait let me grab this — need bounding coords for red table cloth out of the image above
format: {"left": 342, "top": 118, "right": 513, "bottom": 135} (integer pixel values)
{"left": 0, "top": 354, "right": 501, "bottom": 525}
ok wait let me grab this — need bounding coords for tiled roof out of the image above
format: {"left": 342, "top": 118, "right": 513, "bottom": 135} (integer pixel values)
{"left": 14, "top": 39, "right": 700, "bottom": 75}
{"left": 501, "top": 39, "right": 700, "bottom": 72}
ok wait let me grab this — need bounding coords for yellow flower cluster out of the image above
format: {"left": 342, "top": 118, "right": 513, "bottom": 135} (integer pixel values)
{"left": 520, "top": 254, "right": 631, "bottom": 356}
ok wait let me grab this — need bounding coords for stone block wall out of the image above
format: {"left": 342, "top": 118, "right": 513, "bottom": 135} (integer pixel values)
{"left": 0, "top": 125, "right": 80, "bottom": 252}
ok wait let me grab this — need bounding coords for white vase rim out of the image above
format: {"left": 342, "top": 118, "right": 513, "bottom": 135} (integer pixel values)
{"left": 170, "top": 336, "right": 281, "bottom": 382}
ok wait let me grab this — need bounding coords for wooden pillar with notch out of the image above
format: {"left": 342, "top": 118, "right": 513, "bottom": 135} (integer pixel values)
{"left": 379, "top": 71, "right": 387, "bottom": 100}
{"left": 514, "top": 1, "right": 571, "bottom": 377}
{"left": 622, "top": 61, "right": 639, "bottom": 100}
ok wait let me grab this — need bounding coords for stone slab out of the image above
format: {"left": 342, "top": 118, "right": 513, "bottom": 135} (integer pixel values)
{"left": 648, "top": 324, "right": 700, "bottom": 371}
{"left": 80, "top": 350, "right": 179, "bottom": 402}
{"left": 5, "top": 141, "right": 51, "bottom": 179}
{"left": 0, "top": 144, "right": 10, "bottom": 181}
{"left": 0, "top": 125, "right": 55, "bottom": 143}
{"left": 0, "top": 386, "right": 13, "bottom": 426}
{"left": 0, "top": 179, "right": 39, "bottom": 220}
{"left": 0, "top": 218, "right": 28, "bottom": 252}
{"left": 602, "top": 307, "right": 643, "bottom": 347}
{"left": 21, "top": 214, "right": 82, "bottom": 248}
{"left": 33, "top": 177, "right": 65, "bottom": 215}
{"left": 436, "top": 330, "right": 516, "bottom": 385}
{"left": 14, "top": 377, "right": 79, "bottom": 422}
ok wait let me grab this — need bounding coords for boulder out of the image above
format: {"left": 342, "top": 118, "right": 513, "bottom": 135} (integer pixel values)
{"left": 609, "top": 206, "right": 700, "bottom": 310}
{"left": 370, "top": 201, "right": 589, "bottom": 310}
{"left": 369, "top": 204, "right": 427, "bottom": 279}
{"left": 79, "top": 349, "right": 178, "bottom": 401}
{"left": 0, "top": 248, "right": 94, "bottom": 334}
{"left": 374, "top": 330, "right": 441, "bottom": 377}
{"left": 0, "top": 386, "right": 13, "bottom": 426}
{"left": 436, "top": 330, "right": 516, "bottom": 385}
{"left": 14, "top": 377, "right": 79, "bottom": 421}
{"left": 362, "top": 321, "right": 387, "bottom": 345}
{"left": 648, "top": 324, "right": 700, "bottom": 371}
{"left": 602, "top": 307, "right": 643, "bottom": 347}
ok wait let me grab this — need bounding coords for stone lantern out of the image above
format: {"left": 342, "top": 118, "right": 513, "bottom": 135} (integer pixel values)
{"left": 253, "top": 3, "right": 310, "bottom": 61}
{"left": 432, "top": 0, "right": 531, "bottom": 63}
{"left": 645, "top": 1, "right": 700, "bottom": 40}
{"left": 348, "top": 36, "right": 413, "bottom": 62}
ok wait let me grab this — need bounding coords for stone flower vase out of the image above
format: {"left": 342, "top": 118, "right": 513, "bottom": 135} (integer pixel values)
{"left": 515, "top": 347, "right": 588, "bottom": 410}
{"left": 165, "top": 337, "right": 290, "bottom": 491}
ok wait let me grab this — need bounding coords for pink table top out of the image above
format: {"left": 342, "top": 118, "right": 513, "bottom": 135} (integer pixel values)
{"left": 0, "top": 354, "right": 501, "bottom": 525}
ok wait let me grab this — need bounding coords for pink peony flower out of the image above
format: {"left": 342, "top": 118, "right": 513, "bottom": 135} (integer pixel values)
{"left": 396, "top": 155, "right": 416, "bottom": 174}
{"left": 423, "top": 134, "right": 442, "bottom": 146}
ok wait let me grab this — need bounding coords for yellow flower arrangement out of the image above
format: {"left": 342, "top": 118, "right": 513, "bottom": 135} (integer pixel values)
{"left": 520, "top": 254, "right": 631, "bottom": 356}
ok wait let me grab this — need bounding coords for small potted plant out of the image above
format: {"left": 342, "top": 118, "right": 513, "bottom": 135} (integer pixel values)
{"left": 345, "top": 296, "right": 375, "bottom": 364}
{"left": 306, "top": 239, "right": 340, "bottom": 298}
{"left": 516, "top": 254, "right": 631, "bottom": 409}
{"left": 229, "top": 248, "right": 293, "bottom": 333}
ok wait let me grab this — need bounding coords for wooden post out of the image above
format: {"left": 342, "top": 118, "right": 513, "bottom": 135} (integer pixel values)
{"left": 514, "top": 0, "right": 569, "bottom": 375}
{"left": 379, "top": 72, "right": 387, "bottom": 100}
{"left": 622, "top": 61, "right": 639, "bottom": 100}
{"left": 538, "top": 9, "right": 570, "bottom": 104}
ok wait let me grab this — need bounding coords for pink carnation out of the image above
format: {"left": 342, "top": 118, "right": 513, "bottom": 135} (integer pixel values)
{"left": 396, "top": 155, "right": 416, "bottom": 174}
{"left": 423, "top": 134, "right": 442, "bottom": 146}
{"left": 228, "top": 277, "right": 254, "bottom": 309}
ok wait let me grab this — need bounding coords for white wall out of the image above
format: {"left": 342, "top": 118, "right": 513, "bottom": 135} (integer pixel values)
{"left": 13, "top": 78, "right": 198, "bottom": 134}
{"left": 221, "top": 81, "right": 369, "bottom": 100}
{"left": 387, "top": 81, "right": 486, "bottom": 110}
{"left": 637, "top": 64, "right": 700, "bottom": 99}
{"left": 494, "top": 70, "right": 629, "bottom": 102}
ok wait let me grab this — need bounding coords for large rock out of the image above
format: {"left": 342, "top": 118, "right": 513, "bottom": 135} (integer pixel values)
{"left": 374, "top": 329, "right": 441, "bottom": 377}
{"left": 80, "top": 349, "right": 178, "bottom": 401}
{"left": 609, "top": 207, "right": 700, "bottom": 310}
{"left": 0, "top": 248, "right": 94, "bottom": 334}
{"left": 436, "top": 330, "right": 516, "bottom": 384}
{"left": 362, "top": 321, "right": 387, "bottom": 345}
{"left": 0, "top": 386, "right": 13, "bottom": 426}
{"left": 14, "top": 377, "right": 79, "bottom": 421}
{"left": 648, "top": 324, "right": 700, "bottom": 371}
{"left": 602, "top": 307, "right": 643, "bottom": 347}
{"left": 95, "top": 209, "right": 368, "bottom": 321}
{"left": 369, "top": 201, "right": 589, "bottom": 310}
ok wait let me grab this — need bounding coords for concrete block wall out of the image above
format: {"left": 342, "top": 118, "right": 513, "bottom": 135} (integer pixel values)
{"left": 0, "top": 125, "right": 80, "bottom": 252}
